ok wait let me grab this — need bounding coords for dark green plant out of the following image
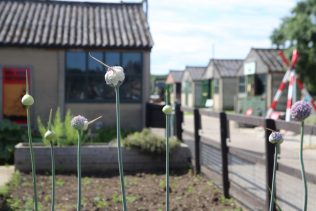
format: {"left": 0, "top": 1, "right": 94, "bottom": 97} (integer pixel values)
{"left": 92, "top": 127, "right": 134, "bottom": 144}
{"left": 0, "top": 120, "right": 27, "bottom": 163}
{"left": 123, "top": 128, "right": 180, "bottom": 155}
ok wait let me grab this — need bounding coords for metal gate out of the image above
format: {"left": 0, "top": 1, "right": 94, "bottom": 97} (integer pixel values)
{"left": 145, "top": 103, "right": 165, "bottom": 128}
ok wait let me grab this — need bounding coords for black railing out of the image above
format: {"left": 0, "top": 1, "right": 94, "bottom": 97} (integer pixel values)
{"left": 177, "top": 106, "right": 316, "bottom": 210}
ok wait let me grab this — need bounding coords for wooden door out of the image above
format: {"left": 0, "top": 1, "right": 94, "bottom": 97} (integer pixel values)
{"left": 2, "top": 67, "right": 30, "bottom": 124}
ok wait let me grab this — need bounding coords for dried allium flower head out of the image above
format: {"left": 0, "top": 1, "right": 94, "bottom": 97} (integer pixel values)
{"left": 269, "top": 131, "right": 284, "bottom": 144}
{"left": 162, "top": 105, "right": 172, "bottom": 115}
{"left": 21, "top": 94, "right": 34, "bottom": 106}
{"left": 291, "top": 101, "right": 312, "bottom": 121}
{"left": 104, "top": 66, "right": 125, "bottom": 87}
{"left": 71, "top": 115, "right": 88, "bottom": 131}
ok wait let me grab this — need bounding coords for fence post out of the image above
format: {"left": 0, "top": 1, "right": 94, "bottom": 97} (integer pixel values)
{"left": 219, "top": 112, "right": 229, "bottom": 198}
{"left": 175, "top": 103, "right": 183, "bottom": 141}
{"left": 194, "top": 108, "right": 201, "bottom": 174}
{"left": 265, "top": 119, "right": 276, "bottom": 211}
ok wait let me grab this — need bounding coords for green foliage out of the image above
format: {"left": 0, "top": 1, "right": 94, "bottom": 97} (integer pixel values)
{"left": 271, "top": 0, "right": 316, "bottom": 94}
{"left": 0, "top": 120, "right": 27, "bottom": 163}
{"left": 123, "top": 128, "right": 180, "bottom": 155}
{"left": 63, "top": 109, "right": 77, "bottom": 145}
{"left": 37, "top": 108, "right": 77, "bottom": 146}
{"left": 93, "top": 196, "right": 108, "bottom": 208}
{"left": 92, "top": 127, "right": 134, "bottom": 144}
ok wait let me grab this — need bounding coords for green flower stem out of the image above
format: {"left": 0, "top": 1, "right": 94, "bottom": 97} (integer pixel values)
{"left": 300, "top": 121, "right": 307, "bottom": 211}
{"left": 26, "top": 108, "right": 38, "bottom": 211}
{"left": 77, "top": 130, "right": 82, "bottom": 211}
{"left": 115, "top": 87, "right": 127, "bottom": 211}
{"left": 269, "top": 145, "right": 278, "bottom": 211}
{"left": 50, "top": 142, "right": 56, "bottom": 211}
{"left": 165, "top": 114, "right": 170, "bottom": 211}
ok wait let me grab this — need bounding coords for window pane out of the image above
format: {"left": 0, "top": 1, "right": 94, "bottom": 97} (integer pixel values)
{"left": 66, "top": 51, "right": 86, "bottom": 72}
{"left": 106, "top": 52, "right": 120, "bottom": 66}
{"left": 120, "top": 76, "right": 142, "bottom": 101}
{"left": 88, "top": 52, "right": 104, "bottom": 72}
{"left": 65, "top": 74, "right": 86, "bottom": 100}
{"left": 86, "top": 74, "right": 115, "bottom": 100}
{"left": 122, "top": 52, "right": 142, "bottom": 75}
{"left": 239, "top": 76, "right": 245, "bottom": 93}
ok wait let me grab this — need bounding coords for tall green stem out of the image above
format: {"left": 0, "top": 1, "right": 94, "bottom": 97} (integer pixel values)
{"left": 269, "top": 145, "right": 278, "bottom": 211}
{"left": 27, "top": 108, "right": 38, "bottom": 211}
{"left": 50, "top": 143, "right": 55, "bottom": 211}
{"left": 115, "top": 87, "right": 127, "bottom": 211}
{"left": 77, "top": 130, "right": 82, "bottom": 211}
{"left": 300, "top": 121, "right": 307, "bottom": 211}
{"left": 165, "top": 114, "right": 170, "bottom": 211}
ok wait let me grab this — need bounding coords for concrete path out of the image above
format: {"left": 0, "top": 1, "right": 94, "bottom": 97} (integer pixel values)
{"left": 0, "top": 166, "right": 14, "bottom": 187}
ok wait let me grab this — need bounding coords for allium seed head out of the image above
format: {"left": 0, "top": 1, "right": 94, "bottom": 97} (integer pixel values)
{"left": 269, "top": 131, "right": 284, "bottom": 144}
{"left": 44, "top": 130, "right": 56, "bottom": 142}
{"left": 291, "top": 101, "right": 312, "bottom": 121}
{"left": 71, "top": 115, "right": 88, "bottom": 130}
{"left": 21, "top": 94, "right": 34, "bottom": 106}
{"left": 104, "top": 66, "right": 125, "bottom": 87}
{"left": 162, "top": 105, "right": 172, "bottom": 115}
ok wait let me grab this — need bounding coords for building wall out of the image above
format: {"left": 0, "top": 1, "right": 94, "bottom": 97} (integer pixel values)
{"left": 237, "top": 50, "right": 269, "bottom": 76}
{"left": 0, "top": 48, "right": 150, "bottom": 130}
{"left": 0, "top": 48, "right": 60, "bottom": 125}
{"left": 213, "top": 94, "right": 221, "bottom": 111}
{"left": 222, "top": 77, "right": 238, "bottom": 110}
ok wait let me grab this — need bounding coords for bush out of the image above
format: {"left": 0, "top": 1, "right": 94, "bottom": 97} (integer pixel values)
{"left": 0, "top": 120, "right": 27, "bottom": 163}
{"left": 123, "top": 128, "right": 180, "bottom": 155}
{"left": 37, "top": 108, "right": 78, "bottom": 146}
{"left": 91, "top": 127, "right": 135, "bottom": 144}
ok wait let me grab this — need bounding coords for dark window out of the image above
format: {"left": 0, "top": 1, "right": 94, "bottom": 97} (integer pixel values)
{"left": 239, "top": 76, "right": 246, "bottom": 93}
{"left": 65, "top": 51, "right": 142, "bottom": 102}
{"left": 255, "top": 74, "right": 266, "bottom": 95}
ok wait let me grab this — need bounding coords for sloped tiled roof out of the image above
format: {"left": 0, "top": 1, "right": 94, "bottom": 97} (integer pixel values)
{"left": 253, "top": 48, "right": 284, "bottom": 71}
{"left": 0, "top": 0, "right": 153, "bottom": 49}
{"left": 167, "top": 70, "right": 183, "bottom": 83}
{"left": 213, "top": 59, "right": 243, "bottom": 77}
{"left": 185, "top": 66, "right": 206, "bottom": 81}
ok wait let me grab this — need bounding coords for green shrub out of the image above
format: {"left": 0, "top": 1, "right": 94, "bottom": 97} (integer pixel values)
{"left": 0, "top": 120, "right": 27, "bottom": 163}
{"left": 91, "top": 127, "right": 135, "bottom": 144}
{"left": 123, "top": 128, "right": 180, "bottom": 155}
{"left": 37, "top": 108, "right": 77, "bottom": 146}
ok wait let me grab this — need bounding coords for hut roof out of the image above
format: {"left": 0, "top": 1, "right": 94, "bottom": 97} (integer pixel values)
{"left": 253, "top": 48, "right": 284, "bottom": 72}
{"left": 185, "top": 66, "right": 206, "bottom": 81}
{"left": 165, "top": 70, "right": 183, "bottom": 84}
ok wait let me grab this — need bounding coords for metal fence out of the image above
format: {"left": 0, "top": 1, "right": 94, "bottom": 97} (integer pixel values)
{"left": 174, "top": 104, "right": 316, "bottom": 210}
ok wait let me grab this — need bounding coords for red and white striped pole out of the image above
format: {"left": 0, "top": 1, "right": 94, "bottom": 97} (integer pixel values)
{"left": 285, "top": 50, "right": 299, "bottom": 121}
{"left": 266, "top": 70, "right": 291, "bottom": 118}
{"left": 285, "top": 70, "right": 296, "bottom": 121}
{"left": 296, "top": 78, "right": 316, "bottom": 111}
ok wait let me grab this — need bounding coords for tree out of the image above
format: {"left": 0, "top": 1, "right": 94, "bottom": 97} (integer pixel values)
{"left": 271, "top": 0, "right": 316, "bottom": 94}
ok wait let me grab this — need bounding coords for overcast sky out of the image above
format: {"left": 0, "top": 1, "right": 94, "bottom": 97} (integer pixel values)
{"left": 66, "top": 0, "right": 297, "bottom": 75}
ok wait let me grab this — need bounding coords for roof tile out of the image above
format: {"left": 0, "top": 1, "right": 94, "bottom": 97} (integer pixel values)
{"left": 0, "top": 0, "right": 153, "bottom": 49}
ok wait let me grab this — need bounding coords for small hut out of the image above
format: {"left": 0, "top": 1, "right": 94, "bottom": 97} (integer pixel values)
{"left": 236, "top": 48, "right": 286, "bottom": 117}
{"left": 181, "top": 66, "right": 206, "bottom": 108}
{"left": 203, "top": 59, "right": 243, "bottom": 111}
{"left": 165, "top": 70, "right": 184, "bottom": 105}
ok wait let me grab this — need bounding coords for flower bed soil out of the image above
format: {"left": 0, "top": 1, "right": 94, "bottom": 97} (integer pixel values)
{"left": 3, "top": 171, "right": 241, "bottom": 211}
